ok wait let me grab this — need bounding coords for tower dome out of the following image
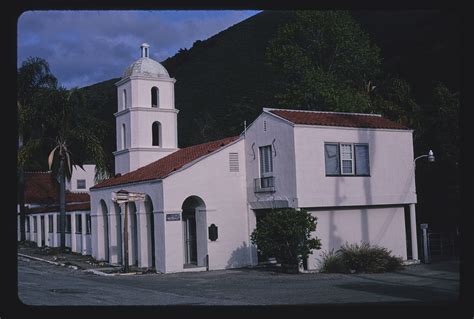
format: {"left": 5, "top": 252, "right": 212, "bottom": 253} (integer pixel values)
{"left": 122, "top": 43, "right": 170, "bottom": 79}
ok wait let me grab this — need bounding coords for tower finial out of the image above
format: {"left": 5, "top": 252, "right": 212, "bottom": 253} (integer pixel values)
{"left": 141, "top": 43, "right": 150, "bottom": 58}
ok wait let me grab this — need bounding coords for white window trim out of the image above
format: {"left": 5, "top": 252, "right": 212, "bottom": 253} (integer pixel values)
{"left": 340, "top": 143, "right": 354, "bottom": 175}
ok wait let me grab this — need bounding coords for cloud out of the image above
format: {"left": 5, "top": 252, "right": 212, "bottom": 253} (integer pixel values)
{"left": 18, "top": 10, "right": 260, "bottom": 88}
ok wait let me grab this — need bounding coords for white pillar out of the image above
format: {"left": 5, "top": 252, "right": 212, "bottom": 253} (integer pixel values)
{"left": 137, "top": 202, "right": 151, "bottom": 268}
{"left": 81, "top": 212, "right": 88, "bottom": 255}
{"left": 410, "top": 204, "right": 419, "bottom": 260}
{"left": 154, "top": 211, "right": 165, "bottom": 273}
{"left": 36, "top": 215, "right": 42, "bottom": 247}
{"left": 71, "top": 212, "right": 77, "bottom": 252}
{"left": 108, "top": 211, "right": 120, "bottom": 264}
{"left": 45, "top": 214, "right": 51, "bottom": 246}
{"left": 52, "top": 213, "right": 58, "bottom": 247}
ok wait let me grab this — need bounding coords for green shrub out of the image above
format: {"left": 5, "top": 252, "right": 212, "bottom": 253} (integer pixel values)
{"left": 338, "top": 242, "right": 404, "bottom": 273}
{"left": 250, "top": 208, "right": 321, "bottom": 269}
{"left": 318, "top": 249, "right": 348, "bottom": 273}
{"left": 318, "top": 242, "right": 404, "bottom": 273}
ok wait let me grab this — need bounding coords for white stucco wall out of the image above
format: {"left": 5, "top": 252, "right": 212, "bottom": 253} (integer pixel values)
{"left": 66, "top": 164, "right": 96, "bottom": 192}
{"left": 307, "top": 206, "right": 408, "bottom": 270}
{"left": 162, "top": 138, "right": 250, "bottom": 273}
{"left": 244, "top": 113, "right": 298, "bottom": 208}
{"left": 293, "top": 125, "right": 417, "bottom": 207}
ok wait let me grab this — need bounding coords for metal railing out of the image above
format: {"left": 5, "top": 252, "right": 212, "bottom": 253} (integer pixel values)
{"left": 254, "top": 176, "right": 275, "bottom": 193}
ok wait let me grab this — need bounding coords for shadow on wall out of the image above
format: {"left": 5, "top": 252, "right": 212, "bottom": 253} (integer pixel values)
{"left": 226, "top": 241, "right": 251, "bottom": 269}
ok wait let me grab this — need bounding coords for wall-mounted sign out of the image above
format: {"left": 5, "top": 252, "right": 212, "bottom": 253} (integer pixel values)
{"left": 166, "top": 213, "right": 181, "bottom": 221}
{"left": 208, "top": 224, "right": 218, "bottom": 241}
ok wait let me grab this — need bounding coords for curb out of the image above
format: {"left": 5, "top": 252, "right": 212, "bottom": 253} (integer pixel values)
{"left": 19, "top": 253, "right": 149, "bottom": 276}
{"left": 18, "top": 253, "right": 79, "bottom": 270}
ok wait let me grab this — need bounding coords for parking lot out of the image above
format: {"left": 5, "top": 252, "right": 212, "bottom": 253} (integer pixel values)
{"left": 18, "top": 256, "right": 459, "bottom": 306}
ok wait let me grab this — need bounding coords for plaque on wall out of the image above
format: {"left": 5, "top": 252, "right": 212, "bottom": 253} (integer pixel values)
{"left": 166, "top": 213, "right": 181, "bottom": 221}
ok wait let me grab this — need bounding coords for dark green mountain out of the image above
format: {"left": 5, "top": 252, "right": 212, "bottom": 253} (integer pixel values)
{"left": 79, "top": 10, "right": 460, "bottom": 232}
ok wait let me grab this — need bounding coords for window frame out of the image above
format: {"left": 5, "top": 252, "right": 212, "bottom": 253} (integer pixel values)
{"left": 259, "top": 145, "right": 273, "bottom": 178}
{"left": 76, "top": 179, "right": 86, "bottom": 190}
{"left": 324, "top": 142, "right": 370, "bottom": 177}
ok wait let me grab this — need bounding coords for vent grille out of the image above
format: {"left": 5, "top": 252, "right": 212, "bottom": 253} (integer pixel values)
{"left": 229, "top": 153, "right": 239, "bottom": 172}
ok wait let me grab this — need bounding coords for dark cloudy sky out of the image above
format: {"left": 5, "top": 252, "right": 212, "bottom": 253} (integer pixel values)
{"left": 18, "top": 10, "right": 261, "bottom": 89}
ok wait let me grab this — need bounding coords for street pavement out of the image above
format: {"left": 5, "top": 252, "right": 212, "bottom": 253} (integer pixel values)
{"left": 17, "top": 256, "right": 459, "bottom": 306}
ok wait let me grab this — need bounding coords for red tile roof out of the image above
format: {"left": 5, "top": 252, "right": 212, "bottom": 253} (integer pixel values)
{"left": 269, "top": 109, "right": 409, "bottom": 130}
{"left": 92, "top": 135, "right": 241, "bottom": 190}
{"left": 28, "top": 202, "right": 91, "bottom": 214}
{"left": 24, "top": 172, "right": 90, "bottom": 205}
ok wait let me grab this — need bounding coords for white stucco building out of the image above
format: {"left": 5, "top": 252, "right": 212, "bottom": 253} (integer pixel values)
{"left": 19, "top": 165, "right": 96, "bottom": 255}
{"left": 89, "top": 43, "right": 420, "bottom": 273}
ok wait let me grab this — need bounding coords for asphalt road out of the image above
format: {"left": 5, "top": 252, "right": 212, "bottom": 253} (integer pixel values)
{"left": 17, "top": 256, "right": 459, "bottom": 306}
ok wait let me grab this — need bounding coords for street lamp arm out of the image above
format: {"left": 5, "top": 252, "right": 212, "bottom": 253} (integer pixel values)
{"left": 414, "top": 154, "right": 428, "bottom": 162}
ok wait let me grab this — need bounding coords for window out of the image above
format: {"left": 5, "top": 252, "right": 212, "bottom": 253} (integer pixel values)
{"left": 27, "top": 217, "right": 30, "bottom": 233}
{"left": 325, "top": 143, "right": 370, "bottom": 176}
{"left": 48, "top": 215, "right": 53, "bottom": 233}
{"left": 152, "top": 122, "right": 161, "bottom": 146}
{"left": 86, "top": 214, "right": 91, "bottom": 234}
{"left": 151, "top": 86, "right": 159, "bottom": 107}
{"left": 123, "top": 89, "right": 127, "bottom": 109}
{"left": 340, "top": 144, "right": 354, "bottom": 175}
{"left": 76, "top": 214, "right": 82, "bottom": 234}
{"left": 229, "top": 152, "right": 239, "bottom": 172}
{"left": 76, "top": 179, "right": 86, "bottom": 189}
{"left": 355, "top": 144, "right": 370, "bottom": 175}
{"left": 66, "top": 215, "right": 71, "bottom": 233}
{"left": 259, "top": 145, "right": 273, "bottom": 177}
{"left": 33, "top": 216, "right": 37, "bottom": 233}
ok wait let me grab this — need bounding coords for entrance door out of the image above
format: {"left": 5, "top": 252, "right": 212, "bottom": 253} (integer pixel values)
{"left": 183, "top": 212, "right": 197, "bottom": 265}
{"left": 40, "top": 216, "right": 45, "bottom": 246}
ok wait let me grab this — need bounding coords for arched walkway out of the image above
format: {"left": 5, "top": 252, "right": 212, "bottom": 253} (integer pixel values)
{"left": 99, "top": 199, "right": 109, "bottom": 261}
{"left": 145, "top": 195, "right": 156, "bottom": 268}
{"left": 181, "top": 196, "right": 207, "bottom": 267}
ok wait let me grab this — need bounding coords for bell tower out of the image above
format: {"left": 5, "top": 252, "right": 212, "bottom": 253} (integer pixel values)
{"left": 113, "top": 43, "right": 179, "bottom": 175}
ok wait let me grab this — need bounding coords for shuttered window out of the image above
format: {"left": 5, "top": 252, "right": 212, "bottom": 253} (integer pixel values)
{"left": 229, "top": 152, "right": 239, "bottom": 172}
{"left": 259, "top": 145, "right": 273, "bottom": 177}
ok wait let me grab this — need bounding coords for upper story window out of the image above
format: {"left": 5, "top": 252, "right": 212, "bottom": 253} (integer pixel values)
{"left": 324, "top": 143, "right": 370, "bottom": 176}
{"left": 123, "top": 89, "right": 127, "bottom": 109}
{"left": 151, "top": 87, "right": 159, "bottom": 107}
{"left": 259, "top": 145, "right": 273, "bottom": 177}
{"left": 77, "top": 179, "right": 86, "bottom": 189}
{"left": 152, "top": 121, "right": 161, "bottom": 146}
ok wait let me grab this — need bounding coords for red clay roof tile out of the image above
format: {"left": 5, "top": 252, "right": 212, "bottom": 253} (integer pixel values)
{"left": 92, "top": 135, "right": 241, "bottom": 190}
{"left": 269, "top": 109, "right": 409, "bottom": 130}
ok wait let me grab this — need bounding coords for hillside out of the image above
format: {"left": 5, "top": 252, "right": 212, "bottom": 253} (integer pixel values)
{"left": 77, "top": 10, "right": 460, "bottom": 231}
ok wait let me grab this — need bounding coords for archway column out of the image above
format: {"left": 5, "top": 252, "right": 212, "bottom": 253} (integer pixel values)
{"left": 137, "top": 201, "right": 152, "bottom": 268}
{"left": 108, "top": 210, "right": 121, "bottom": 264}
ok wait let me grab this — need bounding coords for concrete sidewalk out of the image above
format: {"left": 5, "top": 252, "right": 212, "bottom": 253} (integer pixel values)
{"left": 17, "top": 241, "right": 150, "bottom": 276}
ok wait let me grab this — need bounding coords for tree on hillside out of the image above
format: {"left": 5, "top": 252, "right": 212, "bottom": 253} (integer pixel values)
{"left": 266, "top": 10, "right": 382, "bottom": 112}
{"left": 17, "top": 57, "right": 58, "bottom": 242}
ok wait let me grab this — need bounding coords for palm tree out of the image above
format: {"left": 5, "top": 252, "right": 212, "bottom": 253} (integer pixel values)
{"left": 17, "top": 57, "right": 58, "bottom": 242}
{"left": 47, "top": 87, "right": 110, "bottom": 250}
